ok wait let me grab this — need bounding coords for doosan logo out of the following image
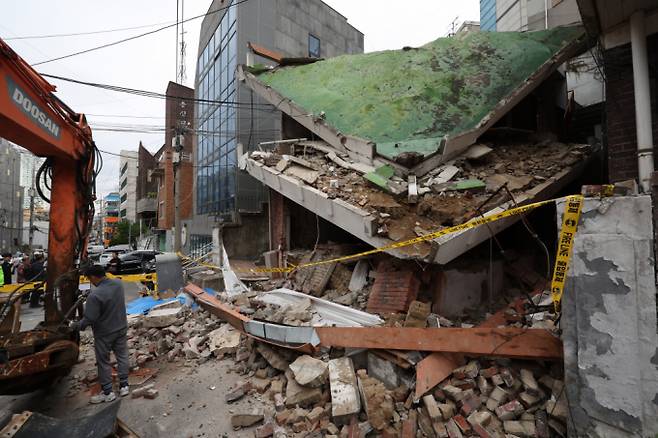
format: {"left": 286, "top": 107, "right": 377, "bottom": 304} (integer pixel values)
{"left": 6, "top": 76, "right": 61, "bottom": 139}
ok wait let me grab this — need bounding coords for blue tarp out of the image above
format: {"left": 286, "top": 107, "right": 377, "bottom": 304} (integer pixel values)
{"left": 126, "top": 295, "right": 186, "bottom": 315}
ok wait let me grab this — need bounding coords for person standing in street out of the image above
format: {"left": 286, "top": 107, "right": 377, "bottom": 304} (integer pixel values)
{"left": 1, "top": 253, "right": 12, "bottom": 285}
{"left": 16, "top": 256, "right": 30, "bottom": 283}
{"left": 107, "top": 252, "right": 122, "bottom": 275}
{"left": 70, "top": 264, "right": 130, "bottom": 403}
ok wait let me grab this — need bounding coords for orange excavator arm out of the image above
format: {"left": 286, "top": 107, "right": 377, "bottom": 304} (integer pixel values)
{"left": 0, "top": 38, "right": 96, "bottom": 323}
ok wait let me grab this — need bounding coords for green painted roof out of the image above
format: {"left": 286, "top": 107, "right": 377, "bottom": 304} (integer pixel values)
{"left": 257, "top": 27, "right": 584, "bottom": 160}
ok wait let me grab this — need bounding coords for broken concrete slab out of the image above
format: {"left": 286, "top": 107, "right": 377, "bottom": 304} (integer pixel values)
{"left": 289, "top": 355, "right": 328, "bottom": 388}
{"left": 207, "top": 324, "right": 241, "bottom": 357}
{"left": 142, "top": 307, "right": 183, "bottom": 328}
{"left": 285, "top": 164, "right": 320, "bottom": 184}
{"left": 285, "top": 370, "right": 323, "bottom": 408}
{"left": 366, "top": 352, "right": 399, "bottom": 390}
{"left": 256, "top": 343, "right": 289, "bottom": 371}
{"left": 231, "top": 411, "right": 264, "bottom": 429}
{"left": 485, "top": 173, "right": 533, "bottom": 192}
{"left": 328, "top": 357, "right": 361, "bottom": 423}
{"left": 348, "top": 260, "right": 369, "bottom": 292}
{"left": 463, "top": 144, "right": 493, "bottom": 160}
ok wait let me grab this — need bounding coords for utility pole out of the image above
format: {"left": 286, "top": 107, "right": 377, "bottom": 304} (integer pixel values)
{"left": 172, "top": 0, "right": 187, "bottom": 253}
{"left": 173, "top": 121, "right": 185, "bottom": 253}
{"left": 27, "top": 160, "right": 36, "bottom": 248}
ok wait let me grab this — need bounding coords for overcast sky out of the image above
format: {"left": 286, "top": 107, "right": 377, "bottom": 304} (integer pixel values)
{"left": 3, "top": 0, "right": 479, "bottom": 198}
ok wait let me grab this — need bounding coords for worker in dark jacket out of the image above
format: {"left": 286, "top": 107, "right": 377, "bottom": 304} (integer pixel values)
{"left": 71, "top": 264, "right": 130, "bottom": 403}
{"left": 1, "top": 253, "right": 12, "bottom": 285}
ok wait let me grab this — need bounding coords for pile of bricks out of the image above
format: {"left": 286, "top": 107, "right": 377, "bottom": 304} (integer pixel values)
{"left": 418, "top": 359, "right": 567, "bottom": 438}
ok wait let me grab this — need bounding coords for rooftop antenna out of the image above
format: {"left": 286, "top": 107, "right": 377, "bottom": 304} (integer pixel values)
{"left": 448, "top": 16, "right": 459, "bottom": 37}
{"left": 175, "top": 0, "right": 179, "bottom": 81}
{"left": 175, "top": 0, "right": 187, "bottom": 84}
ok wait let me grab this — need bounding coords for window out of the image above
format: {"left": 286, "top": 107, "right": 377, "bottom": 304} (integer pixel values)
{"left": 120, "top": 162, "right": 128, "bottom": 176}
{"left": 309, "top": 34, "right": 320, "bottom": 58}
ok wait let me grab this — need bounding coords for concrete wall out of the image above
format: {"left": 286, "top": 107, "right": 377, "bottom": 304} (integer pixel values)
{"left": 222, "top": 215, "right": 269, "bottom": 259}
{"left": 273, "top": 0, "right": 363, "bottom": 58}
{"left": 496, "top": 0, "right": 526, "bottom": 31}
{"left": 560, "top": 195, "right": 658, "bottom": 437}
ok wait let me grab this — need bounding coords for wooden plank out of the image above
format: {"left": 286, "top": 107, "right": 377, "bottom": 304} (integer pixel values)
{"left": 184, "top": 283, "right": 248, "bottom": 329}
{"left": 414, "top": 352, "right": 463, "bottom": 400}
{"left": 315, "top": 327, "right": 562, "bottom": 360}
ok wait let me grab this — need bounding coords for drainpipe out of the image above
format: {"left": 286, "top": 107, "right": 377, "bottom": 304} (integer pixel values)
{"left": 630, "top": 10, "right": 654, "bottom": 193}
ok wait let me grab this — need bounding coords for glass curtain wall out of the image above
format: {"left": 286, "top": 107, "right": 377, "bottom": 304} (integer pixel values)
{"left": 195, "top": 2, "right": 238, "bottom": 215}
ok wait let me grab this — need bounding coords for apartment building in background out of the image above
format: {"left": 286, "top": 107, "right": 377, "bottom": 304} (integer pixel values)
{"left": 18, "top": 152, "right": 46, "bottom": 210}
{"left": 185, "top": 0, "right": 364, "bottom": 258}
{"left": 119, "top": 150, "right": 138, "bottom": 222}
{"left": 102, "top": 192, "right": 120, "bottom": 246}
{"left": 0, "top": 139, "right": 23, "bottom": 252}
{"left": 135, "top": 142, "right": 164, "bottom": 234}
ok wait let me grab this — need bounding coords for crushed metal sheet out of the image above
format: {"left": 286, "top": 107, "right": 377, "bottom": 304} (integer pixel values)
{"left": 220, "top": 243, "right": 250, "bottom": 296}
{"left": 257, "top": 288, "right": 383, "bottom": 327}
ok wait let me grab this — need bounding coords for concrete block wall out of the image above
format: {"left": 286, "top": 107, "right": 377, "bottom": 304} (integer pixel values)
{"left": 560, "top": 195, "right": 658, "bottom": 437}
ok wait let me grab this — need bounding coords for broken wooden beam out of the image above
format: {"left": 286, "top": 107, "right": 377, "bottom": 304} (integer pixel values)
{"left": 315, "top": 327, "right": 562, "bottom": 360}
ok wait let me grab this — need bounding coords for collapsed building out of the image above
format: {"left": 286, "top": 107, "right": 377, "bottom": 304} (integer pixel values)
{"left": 238, "top": 26, "right": 593, "bottom": 266}
{"left": 52, "top": 25, "right": 658, "bottom": 438}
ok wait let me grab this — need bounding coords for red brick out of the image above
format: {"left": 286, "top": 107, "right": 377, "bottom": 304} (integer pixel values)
{"left": 471, "top": 424, "right": 493, "bottom": 438}
{"left": 452, "top": 415, "right": 471, "bottom": 434}
{"left": 401, "top": 411, "right": 417, "bottom": 438}
{"left": 479, "top": 367, "right": 499, "bottom": 378}
{"left": 367, "top": 270, "right": 420, "bottom": 314}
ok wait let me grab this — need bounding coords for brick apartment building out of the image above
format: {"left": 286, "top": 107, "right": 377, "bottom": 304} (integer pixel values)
{"left": 135, "top": 142, "right": 164, "bottom": 234}
{"left": 154, "top": 81, "right": 195, "bottom": 250}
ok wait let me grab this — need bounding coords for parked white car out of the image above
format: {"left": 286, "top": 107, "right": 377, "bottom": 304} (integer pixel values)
{"left": 98, "top": 245, "right": 130, "bottom": 267}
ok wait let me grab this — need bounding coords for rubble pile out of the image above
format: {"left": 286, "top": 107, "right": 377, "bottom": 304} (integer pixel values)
{"left": 124, "top": 302, "right": 241, "bottom": 366}
{"left": 219, "top": 334, "right": 567, "bottom": 437}
{"left": 249, "top": 140, "right": 591, "bottom": 245}
{"left": 419, "top": 359, "right": 567, "bottom": 438}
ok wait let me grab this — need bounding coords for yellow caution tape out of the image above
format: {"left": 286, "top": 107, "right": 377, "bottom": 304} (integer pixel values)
{"left": 0, "top": 273, "right": 157, "bottom": 294}
{"left": 182, "top": 197, "right": 563, "bottom": 275}
{"left": 0, "top": 281, "right": 43, "bottom": 294}
{"left": 550, "top": 195, "right": 584, "bottom": 311}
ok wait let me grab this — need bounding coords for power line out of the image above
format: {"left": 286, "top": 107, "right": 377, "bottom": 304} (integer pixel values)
{"left": 32, "top": 0, "right": 251, "bottom": 66}
{"left": 40, "top": 72, "right": 274, "bottom": 109}
{"left": 97, "top": 148, "right": 243, "bottom": 169}
{"left": 4, "top": 21, "right": 174, "bottom": 41}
